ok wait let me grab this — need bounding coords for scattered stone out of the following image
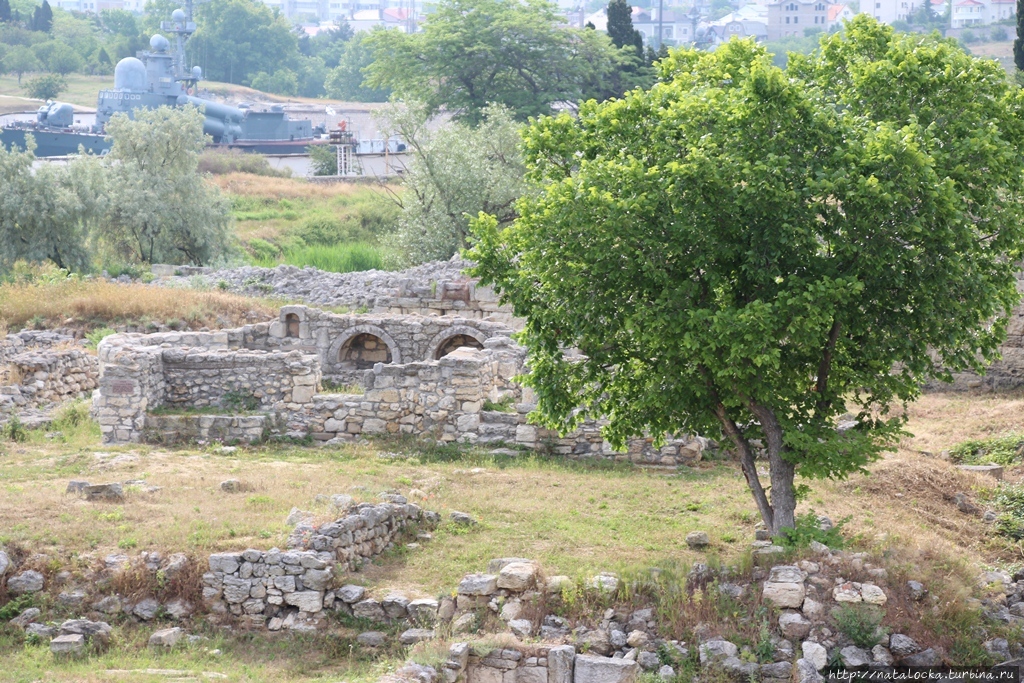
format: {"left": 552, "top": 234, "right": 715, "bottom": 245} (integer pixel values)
{"left": 833, "top": 582, "right": 862, "bottom": 603}
{"left": 219, "top": 479, "right": 241, "bottom": 492}
{"left": 985, "top": 639, "right": 1012, "bottom": 661}
{"left": 625, "top": 631, "right": 649, "bottom": 649}
{"left": 164, "top": 599, "right": 194, "bottom": 620}
{"left": 450, "top": 511, "right": 477, "bottom": 526}
{"left": 840, "top": 646, "right": 873, "bottom": 668}
{"left": 778, "top": 611, "right": 811, "bottom": 639}
{"left": 497, "top": 562, "right": 537, "bottom": 591}
{"left": 698, "top": 639, "right": 738, "bottom": 665}
{"left": 148, "top": 627, "right": 183, "bottom": 649}
{"left": 452, "top": 613, "right": 476, "bottom": 634}
{"left": 132, "top": 597, "right": 160, "bottom": 620}
{"left": 338, "top": 584, "right": 366, "bottom": 604}
{"left": 7, "top": 570, "right": 44, "bottom": 594}
{"left": 93, "top": 595, "right": 122, "bottom": 614}
{"left": 10, "top": 608, "right": 41, "bottom": 628}
{"left": 860, "top": 583, "right": 887, "bottom": 606}
{"left": 50, "top": 634, "right": 85, "bottom": 657}
{"left": 760, "top": 662, "right": 792, "bottom": 682}
{"left": 285, "top": 507, "right": 309, "bottom": 526}
{"left": 458, "top": 574, "right": 498, "bottom": 596}
{"left": 331, "top": 494, "right": 354, "bottom": 510}
{"left": 382, "top": 593, "right": 411, "bottom": 619}
{"left": 0, "top": 550, "right": 8, "bottom": 577}
{"left": 657, "top": 665, "right": 674, "bottom": 681}
{"left": 685, "top": 531, "right": 710, "bottom": 549}
{"left": 796, "top": 658, "right": 824, "bottom": 683}
{"left": 574, "top": 654, "right": 639, "bottom": 683}
{"left": 589, "top": 573, "right": 620, "bottom": 593}
{"left": 509, "top": 619, "right": 532, "bottom": 638}
{"left": 802, "top": 642, "right": 827, "bottom": 671}
{"left": 66, "top": 480, "right": 89, "bottom": 494}
{"left": 889, "top": 634, "right": 920, "bottom": 657}
{"left": 358, "top": 631, "right": 387, "bottom": 647}
{"left": 901, "top": 648, "right": 941, "bottom": 666}
{"left": 872, "top": 645, "right": 894, "bottom": 666}
{"left": 400, "top": 628, "right": 435, "bottom": 645}
{"left": 907, "top": 581, "right": 927, "bottom": 601}
{"left": 26, "top": 623, "right": 56, "bottom": 639}
{"left": 637, "top": 652, "right": 660, "bottom": 672}
{"left": 762, "top": 566, "right": 806, "bottom": 608}
{"left": 84, "top": 483, "right": 124, "bottom": 502}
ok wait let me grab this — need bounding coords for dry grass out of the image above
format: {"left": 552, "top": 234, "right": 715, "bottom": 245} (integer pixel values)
{"left": 210, "top": 173, "right": 380, "bottom": 201}
{"left": 0, "top": 279, "right": 278, "bottom": 332}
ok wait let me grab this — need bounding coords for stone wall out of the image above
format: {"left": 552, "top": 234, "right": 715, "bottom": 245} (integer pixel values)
{"left": 143, "top": 414, "right": 273, "bottom": 444}
{"left": 0, "top": 348, "right": 98, "bottom": 413}
{"left": 203, "top": 501, "right": 434, "bottom": 630}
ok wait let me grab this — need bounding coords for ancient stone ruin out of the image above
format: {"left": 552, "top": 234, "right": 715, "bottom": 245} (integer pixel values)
{"left": 91, "top": 303, "right": 706, "bottom": 466}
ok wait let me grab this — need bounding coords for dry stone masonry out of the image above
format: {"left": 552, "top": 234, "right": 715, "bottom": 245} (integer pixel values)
{"left": 91, "top": 305, "right": 706, "bottom": 466}
{"left": 0, "top": 330, "right": 98, "bottom": 427}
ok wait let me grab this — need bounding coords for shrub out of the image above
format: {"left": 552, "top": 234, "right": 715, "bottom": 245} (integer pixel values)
{"left": 246, "top": 238, "right": 280, "bottom": 264}
{"left": 961, "top": 29, "right": 978, "bottom": 44}
{"left": 950, "top": 433, "right": 1024, "bottom": 465}
{"left": 23, "top": 73, "right": 66, "bottom": 100}
{"left": 85, "top": 327, "right": 116, "bottom": 349}
{"left": 2, "top": 414, "right": 28, "bottom": 442}
{"left": 279, "top": 243, "right": 384, "bottom": 273}
{"left": 197, "top": 149, "right": 291, "bottom": 177}
{"left": 834, "top": 604, "right": 887, "bottom": 648}
{"left": 776, "top": 510, "right": 848, "bottom": 549}
{"left": 992, "top": 27, "right": 1008, "bottom": 41}
{"left": 992, "top": 484, "right": 1024, "bottom": 540}
{"left": 298, "top": 215, "right": 345, "bottom": 245}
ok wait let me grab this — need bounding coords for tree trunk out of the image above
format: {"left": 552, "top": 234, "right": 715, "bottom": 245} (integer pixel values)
{"left": 748, "top": 403, "right": 797, "bottom": 535}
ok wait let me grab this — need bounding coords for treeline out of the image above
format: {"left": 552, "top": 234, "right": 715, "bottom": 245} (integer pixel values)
{"left": 0, "top": 107, "right": 230, "bottom": 273}
{"left": 0, "top": 0, "right": 663, "bottom": 108}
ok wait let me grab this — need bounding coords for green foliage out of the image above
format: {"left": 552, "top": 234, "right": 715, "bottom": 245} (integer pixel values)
{"left": 323, "top": 32, "right": 390, "bottom": 102}
{"left": 834, "top": 604, "right": 887, "bottom": 648}
{"left": 992, "top": 27, "right": 1008, "bottom": 41}
{"left": 2, "top": 414, "right": 27, "bottom": 442}
{"left": 482, "top": 395, "right": 515, "bottom": 413}
{"left": 85, "top": 327, "right": 116, "bottom": 349}
{"left": 250, "top": 68, "right": 298, "bottom": 96}
{"left": 308, "top": 144, "right": 337, "bottom": 176}
{"left": 0, "top": 595, "right": 35, "bottom": 621}
{"left": 469, "top": 18, "right": 1024, "bottom": 532}
{"left": 776, "top": 511, "right": 848, "bottom": 549}
{"left": 380, "top": 102, "right": 526, "bottom": 265}
{"left": 365, "top": 0, "right": 628, "bottom": 122}
{"left": 270, "top": 242, "right": 384, "bottom": 273}
{"left": 950, "top": 433, "right": 1024, "bottom": 466}
{"left": 22, "top": 72, "right": 65, "bottom": 99}
{"left": 246, "top": 238, "right": 279, "bottom": 263}
{"left": 189, "top": 0, "right": 300, "bottom": 86}
{"left": 221, "top": 389, "right": 260, "bottom": 413}
{"left": 100, "top": 106, "right": 232, "bottom": 266}
{"left": 4, "top": 45, "right": 39, "bottom": 82}
{"left": 197, "top": 149, "right": 291, "bottom": 177}
{"left": 991, "top": 485, "right": 1024, "bottom": 540}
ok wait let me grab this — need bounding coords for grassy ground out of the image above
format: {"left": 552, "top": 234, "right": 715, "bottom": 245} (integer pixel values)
{"left": 0, "top": 275, "right": 279, "bottom": 333}
{"left": 210, "top": 173, "right": 400, "bottom": 271}
{"left": 0, "top": 74, "right": 114, "bottom": 109}
{"left": 0, "top": 391, "right": 1019, "bottom": 679}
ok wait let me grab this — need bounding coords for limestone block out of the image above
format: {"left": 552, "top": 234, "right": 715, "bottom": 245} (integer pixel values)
{"left": 801, "top": 641, "right": 827, "bottom": 670}
{"left": 148, "top": 627, "right": 183, "bottom": 648}
{"left": 284, "top": 591, "right": 323, "bottom": 613}
{"left": 497, "top": 562, "right": 538, "bottom": 591}
{"left": 778, "top": 611, "right": 811, "bottom": 640}
{"left": 353, "top": 599, "right": 386, "bottom": 620}
{"left": 209, "top": 553, "right": 242, "bottom": 574}
{"left": 7, "top": 570, "right": 44, "bottom": 594}
{"left": 51, "top": 634, "right": 85, "bottom": 657}
{"left": 459, "top": 573, "right": 499, "bottom": 596}
{"left": 400, "top": 628, "right": 435, "bottom": 645}
{"left": 573, "top": 654, "right": 638, "bottom": 683}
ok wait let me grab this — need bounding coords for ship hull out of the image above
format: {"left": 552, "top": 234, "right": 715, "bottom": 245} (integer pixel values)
{"left": 0, "top": 128, "right": 111, "bottom": 157}
{"left": 1, "top": 127, "right": 328, "bottom": 158}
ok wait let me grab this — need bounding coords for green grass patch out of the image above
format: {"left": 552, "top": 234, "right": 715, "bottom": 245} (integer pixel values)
{"left": 950, "top": 432, "right": 1024, "bottom": 465}
{"left": 255, "top": 243, "right": 385, "bottom": 274}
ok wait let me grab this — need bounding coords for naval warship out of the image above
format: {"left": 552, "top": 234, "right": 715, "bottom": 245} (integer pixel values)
{"left": 0, "top": 4, "right": 325, "bottom": 157}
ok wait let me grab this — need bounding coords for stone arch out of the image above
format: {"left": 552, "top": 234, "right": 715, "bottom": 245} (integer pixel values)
{"left": 284, "top": 313, "right": 301, "bottom": 338}
{"left": 328, "top": 325, "right": 402, "bottom": 371}
{"left": 430, "top": 326, "right": 487, "bottom": 360}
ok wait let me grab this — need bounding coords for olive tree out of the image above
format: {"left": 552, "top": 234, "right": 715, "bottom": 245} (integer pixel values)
{"left": 99, "top": 106, "right": 231, "bottom": 265}
{"left": 469, "top": 19, "right": 1024, "bottom": 533}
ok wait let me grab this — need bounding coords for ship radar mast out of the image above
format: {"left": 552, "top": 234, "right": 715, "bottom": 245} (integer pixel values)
{"left": 161, "top": 0, "right": 208, "bottom": 89}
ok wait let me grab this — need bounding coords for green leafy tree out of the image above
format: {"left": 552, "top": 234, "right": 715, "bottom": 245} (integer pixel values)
{"left": 30, "top": 0, "right": 51, "bottom": 32}
{"left": 189, "top": 0, "right": 299, "bottom": 85}
{"left": 34, "top": 41, "right": 83, "bottom": 74}
{"left": 1015, "top": 0, "right": 1024, "bottom": 70}
{"left": 0, "top": 139, "right": 106, "bottom": 273}
{"left": 0, "top": 0, "right": 12, "bottom": 23}
{"left": 250, "top": 68, "right": 298, "bottom": 96}
{"left": 324, "top": 32, "right": 390, "bottom": 102}
{"left": 23, "top": 72, "right": 65, "bottom": 99}
{"left": 381, "top": 102, "right": 525, "bottom": 264}
{"left": 99, "top": 106, "right": 231, "bottom": 265}
{"left": 101, "top": 8, "right": 140, "bottom": 37}
{"left": 606, "top": 0, "right": 642, "bottom": 58}
{"left": 6, "top": 44, "right": 39, "bottom": 83}
{"left": 468, "top": 19, "right": 1024, "bottom": 533}
{"left": 365, "top": 0, "right": 623, "bottom": 123}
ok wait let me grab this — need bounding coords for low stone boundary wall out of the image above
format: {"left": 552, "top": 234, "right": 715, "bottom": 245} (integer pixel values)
{"left": 143, "top": 414, "right": 272, "bottom": 444}
{"left": 203, "top": 501, "right": 434, "bottom": 630}
{"left": 1, "top": 348, "right": 98, "bottom": 411}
